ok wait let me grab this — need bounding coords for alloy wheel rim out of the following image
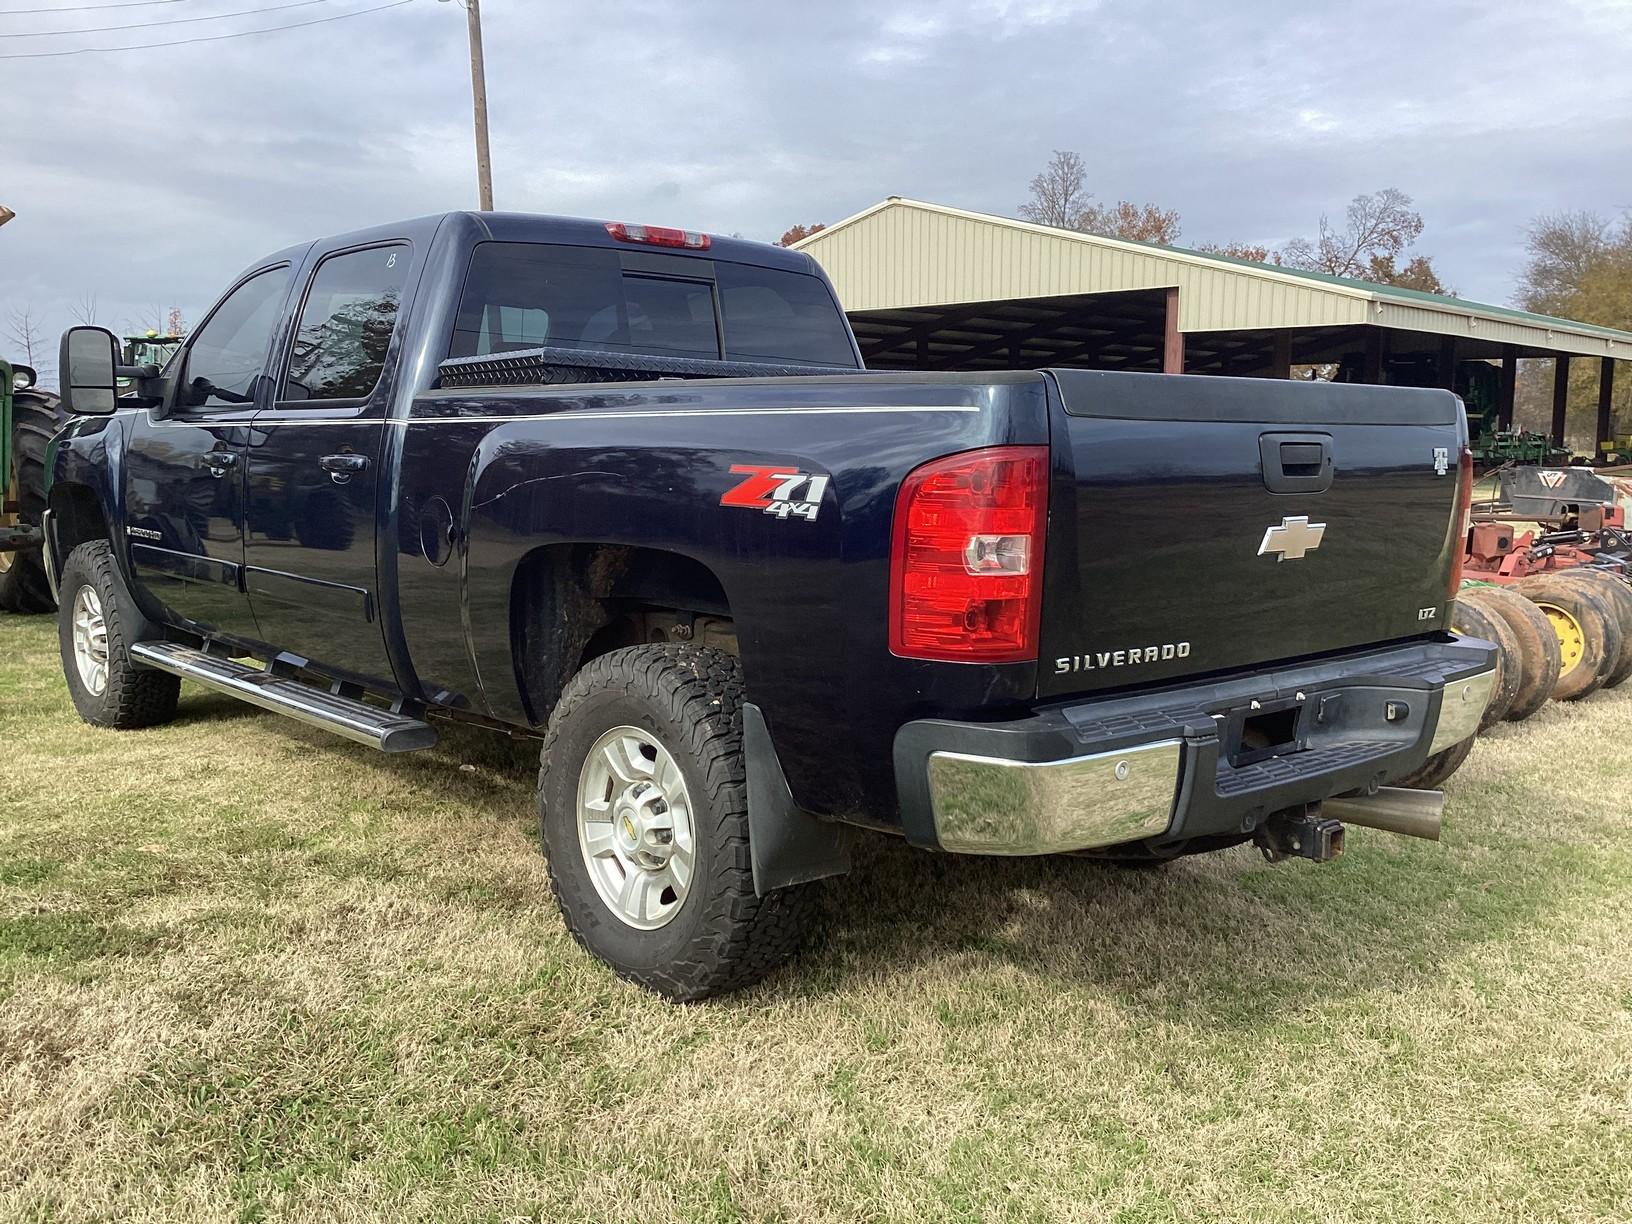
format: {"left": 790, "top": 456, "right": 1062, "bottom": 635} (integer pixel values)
{"left": 71, "top": 584, "right": 109, "bottom": 695}
{"left": 576, "top": 724, "right": 696, "bottom": 930}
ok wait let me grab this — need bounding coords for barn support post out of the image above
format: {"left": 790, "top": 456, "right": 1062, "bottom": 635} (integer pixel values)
{"left": 1363, "top": 329, "right": 1385, "bottom": 383}
{"left": 1437, "top": 336, "right": 1458, "bottom": 390}
{"left": 1552, "top": 354, "right": 1571, "bottom": 447}
{"left": 1162, "top": 287, "right": 1183, "bottom": 374}
{"left": 1497, "top": 347, "right": 1517, "bottom": 430}
{"left": 1270, "top": 332, "right": 1292, "bottom": 379}
{"left": 1598, "top": 357, "right": 1617, "bottom": 455}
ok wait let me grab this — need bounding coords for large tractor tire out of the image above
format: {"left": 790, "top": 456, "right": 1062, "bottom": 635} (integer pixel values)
{"left": 1459, "top": 585, "right": 1561, "bottom": 721}
{"left": 1555, "top": 570, "right": 1632, "bottom": 689}
{"left": 0, "top": 390, "right": 70, "bottom": 614}
{"left": 1514, "top": 573, "right": 1622, "bottom": 702}
{"left": 1449, "top": 597, "right": 1518, "bottom": 730}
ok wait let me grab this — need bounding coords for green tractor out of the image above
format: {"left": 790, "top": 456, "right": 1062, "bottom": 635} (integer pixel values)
{"left": 120, "top": 331, "right": 182, "bottom": 381}
{"left": 0, "top": 357, "right": 71, "bottom": 612}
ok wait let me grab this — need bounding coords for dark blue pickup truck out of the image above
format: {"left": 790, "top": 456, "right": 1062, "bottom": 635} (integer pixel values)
{"left": 45, "top": 212, "right": 1493, "bottom": 998}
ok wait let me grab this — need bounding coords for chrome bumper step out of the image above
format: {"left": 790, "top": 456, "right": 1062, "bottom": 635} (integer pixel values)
{"left": 129, "top": 641, "right": 437, "bottom": 753}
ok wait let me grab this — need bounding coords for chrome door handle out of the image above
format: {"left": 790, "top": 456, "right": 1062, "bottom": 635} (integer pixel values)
{"left": 320, "top": 453, "right": 369, "bottom": 484}
{"left": 202, "top": 451, "right": 238, "bottom": 477}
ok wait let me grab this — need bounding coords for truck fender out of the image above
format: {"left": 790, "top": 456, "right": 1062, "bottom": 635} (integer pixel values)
{"left": 743, "top": 701, "right": 850, "bottom": 894}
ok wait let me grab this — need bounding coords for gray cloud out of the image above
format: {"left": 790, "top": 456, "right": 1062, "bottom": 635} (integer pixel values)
{"left": 3, "top": 0, "right": 1629, "bottom": 379}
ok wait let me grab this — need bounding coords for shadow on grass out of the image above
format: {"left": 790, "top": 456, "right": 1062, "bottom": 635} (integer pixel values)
{"left": 144, "top": 690, "right": 1596, "bottom": 1027}
{"left": 769, "top": 786, "right": 1600, "bottom": 1025}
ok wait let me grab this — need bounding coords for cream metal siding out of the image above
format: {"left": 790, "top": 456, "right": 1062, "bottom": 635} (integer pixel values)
{"left": 799, "top": 198, "right": 1632, "bottom": 356}
{"left": 1374, "top": 301, "right": 1629, "bottom": 360}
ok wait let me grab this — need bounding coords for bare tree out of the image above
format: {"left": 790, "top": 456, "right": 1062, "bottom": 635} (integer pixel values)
{"left": 166, "top": 306, "right": 188, "bottom": 337}
{"left": 1517, "top": 210, "right": 1613, "bottom": 315}
{"left": 69, "top": 292, "right": 99, "bottom": 325}
{"left": 1282, "top": 189, "right": 1425, "bottom": 278}
{"left": 1019, "top": 150, "right": 1091, "bottom": 229}
{"left": 4, "top": 306, "right": 52, "bottom": 383}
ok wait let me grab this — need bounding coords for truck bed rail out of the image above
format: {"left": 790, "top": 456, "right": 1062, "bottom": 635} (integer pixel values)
{"left": 438, "top": 344, "right": 865, "bottom": 388}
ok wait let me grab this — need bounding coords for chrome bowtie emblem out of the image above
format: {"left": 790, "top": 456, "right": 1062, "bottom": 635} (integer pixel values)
{"left": 1258, "top": 515, "right": 1327, "bottom": 562}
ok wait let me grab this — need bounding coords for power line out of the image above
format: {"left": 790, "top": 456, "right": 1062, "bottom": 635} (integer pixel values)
{"left": 3, "top": 0, "right": 327, "bottom": 38}
{"left": 1, "top": 0, "right": 188, "bottom": 13}
{"left": 0, "top": 0, "right": 412, "bottom": 56}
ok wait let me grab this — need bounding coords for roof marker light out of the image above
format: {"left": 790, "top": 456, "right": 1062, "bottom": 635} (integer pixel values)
{"left": 605, "top": 222, "right": 711, "bottom": 250}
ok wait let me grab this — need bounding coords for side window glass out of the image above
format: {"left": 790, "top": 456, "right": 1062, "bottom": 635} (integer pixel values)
{"left": 283, "top": 245, "right": 410, "bottom": 402}
{"left": 177, "top": 266, "right": 291, "bottom": 410}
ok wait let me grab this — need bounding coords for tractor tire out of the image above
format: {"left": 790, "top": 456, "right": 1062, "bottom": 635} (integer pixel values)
{"left": 1514, "top": 573, "right": 1622, "bottom": 702}
{"left": 537, "top": 645, "right": 818, "bottom": 1001}
{"left": 1397, "top": 734, "right": 1477, "bottom": 791}
{"left": 0, "top": 390, "right": 70, "bottom": 614}
{"left": 1449, "top": 597, "right": 1518, "bottom": 730}
{"left": 1460, "top": 585, "right": 1561, "bottom": 721}
{"left": 1555, "top": 570, "right": 1632, "bottom": 689}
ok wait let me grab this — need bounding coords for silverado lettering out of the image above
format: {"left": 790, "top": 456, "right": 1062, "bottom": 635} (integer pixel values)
{"left": 42, "top": 210, "right": 1496, "bottom": 1000}
{"left": 1055, "top": 642, "right": 1191, "bottom": 673}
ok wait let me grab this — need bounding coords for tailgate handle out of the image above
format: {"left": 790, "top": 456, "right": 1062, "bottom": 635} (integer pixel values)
{"left": 1260, "top": 432, "right": 1334, "bottom": 494}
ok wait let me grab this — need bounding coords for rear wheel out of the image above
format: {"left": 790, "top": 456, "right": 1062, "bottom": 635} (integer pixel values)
{"left": 1460, "top": 585, "right": 1561, "bottom": 721}
{"left": 0, "top": 391, "right": 70, "bottom": 613}
{"left": 1449, "top": 597, "right": 1518, "bottom": 730}
{"left": 1515, "top": 573, "right": 1621, "bottom": 701}
{"left": 1397, "top": 735, "right": 1476, "bottom": 791}
{"left": 537, "top": 645, "right": 817, "bottom": 1000}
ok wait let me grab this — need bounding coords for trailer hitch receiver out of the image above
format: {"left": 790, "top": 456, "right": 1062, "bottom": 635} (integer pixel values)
{"left": 1255, "top": 807, "right": 1345, "bottom": 864}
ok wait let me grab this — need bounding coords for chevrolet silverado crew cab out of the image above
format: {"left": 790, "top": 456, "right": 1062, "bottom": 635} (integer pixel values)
{"left": 44, "top": 212, "right": 1494, "bottom": 999}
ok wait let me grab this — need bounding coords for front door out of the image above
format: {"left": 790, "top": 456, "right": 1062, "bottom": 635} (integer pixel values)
{"left": 122, "top": 264, "right": 292, "bottom": 639}
{"left": 243, "top": 242, "right": 411, "bottom": 691}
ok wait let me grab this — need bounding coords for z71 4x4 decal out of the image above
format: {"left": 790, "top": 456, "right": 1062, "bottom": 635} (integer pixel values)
{"left": 720, "top": 465, "right": 830, "bottom": 522}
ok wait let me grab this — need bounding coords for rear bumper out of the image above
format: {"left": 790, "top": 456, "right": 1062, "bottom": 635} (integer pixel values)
{"left": 893, "top": 637, "right": 1495, "bottom": 855}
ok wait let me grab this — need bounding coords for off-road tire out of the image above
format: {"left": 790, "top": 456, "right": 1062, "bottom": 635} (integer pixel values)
{"left": 1460, "top": 585, "right": 1560, "bottom": 721}
{"left": 537, "top": 645, "right": 817, "bottom": 1000}
{"left": 1515, "top": 573, "right": 1621, "bottom": 701}
{"left": 0, "top": 390, "right": 70, "bottom": 614}
{"left": 1449, "top": 597, "right": 1518, "bottom": 730}
{"left": 57, "top": 541, "right": 180, "bottom": 729}
{"left": 1397, "top": 734, "right": 1476, "bottom": 791}
{"left": 1556, "top": 570, "right": 1632, "bottom": 689}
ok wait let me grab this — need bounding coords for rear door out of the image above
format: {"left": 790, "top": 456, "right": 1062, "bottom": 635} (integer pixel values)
{"left": 1039, "top": 369, "right": 1467, "bottom": 699}
{"left": 122, "top": 263, "right": 293, "bottom": 638}
{"left": 242, "top": 241, "right": 412, "bottom": 690}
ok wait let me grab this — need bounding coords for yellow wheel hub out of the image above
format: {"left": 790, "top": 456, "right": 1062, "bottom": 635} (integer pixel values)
{"left": 1535, "top": 601, "right": 1587, "bottom": 675}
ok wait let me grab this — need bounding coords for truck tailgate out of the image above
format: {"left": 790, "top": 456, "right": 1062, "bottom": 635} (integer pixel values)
{"left": 1039, "top": 369, "right": 1466, "bottom": 700}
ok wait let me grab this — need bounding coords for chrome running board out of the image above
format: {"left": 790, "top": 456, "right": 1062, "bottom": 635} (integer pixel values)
{"left": 130, "top": 641, "right": 437, "bottom": 753}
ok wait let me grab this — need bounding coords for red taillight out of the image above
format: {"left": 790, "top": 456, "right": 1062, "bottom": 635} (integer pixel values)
{"left": 1447, "top": 445, "right": 1474, "bottom": 597}
{"left": 889, "top": 446, "right": 1049, "bottom": 663}
{"left": 604, "top": 221, "right": 711, "bottom": 250}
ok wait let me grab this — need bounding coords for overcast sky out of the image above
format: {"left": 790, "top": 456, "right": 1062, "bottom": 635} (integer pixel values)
{"left": 3, "top": 0, "right": 1630, "bottom": 381}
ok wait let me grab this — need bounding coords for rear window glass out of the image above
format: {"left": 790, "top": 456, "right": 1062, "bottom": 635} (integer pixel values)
{"left": 450, "top": 242, "right": 857, "bottom": 368}
{"left": 716, "top": 261, "right": 856, "bottom": 366}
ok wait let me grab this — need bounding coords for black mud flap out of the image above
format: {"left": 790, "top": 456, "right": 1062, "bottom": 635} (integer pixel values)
{"left": 743, "top": 702, "right": 851, "bottom": 895}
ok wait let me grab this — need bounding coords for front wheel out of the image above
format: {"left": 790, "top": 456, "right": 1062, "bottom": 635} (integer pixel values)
{"left": 57, "top": 541, "right": 180, "bottom": 729}
{"left": 537, "top": 645, "right": 817, "bottom": 1000}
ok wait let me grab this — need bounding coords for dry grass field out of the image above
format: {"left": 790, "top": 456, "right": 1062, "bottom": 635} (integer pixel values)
{"left": 2, "top": 613, "right": 1631, "bottom": 1223}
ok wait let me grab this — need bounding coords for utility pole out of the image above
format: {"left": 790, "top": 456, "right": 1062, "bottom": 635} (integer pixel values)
{"left": 463, "top": 0, "right": 494, "bottom": 211}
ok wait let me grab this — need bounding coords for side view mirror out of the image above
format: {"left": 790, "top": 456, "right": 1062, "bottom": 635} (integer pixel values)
{"left": 58, "top": 325, "right": 122, "bottom": 415}
{"left": 10, "top": 364, "right": 36, "bottom": 391}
